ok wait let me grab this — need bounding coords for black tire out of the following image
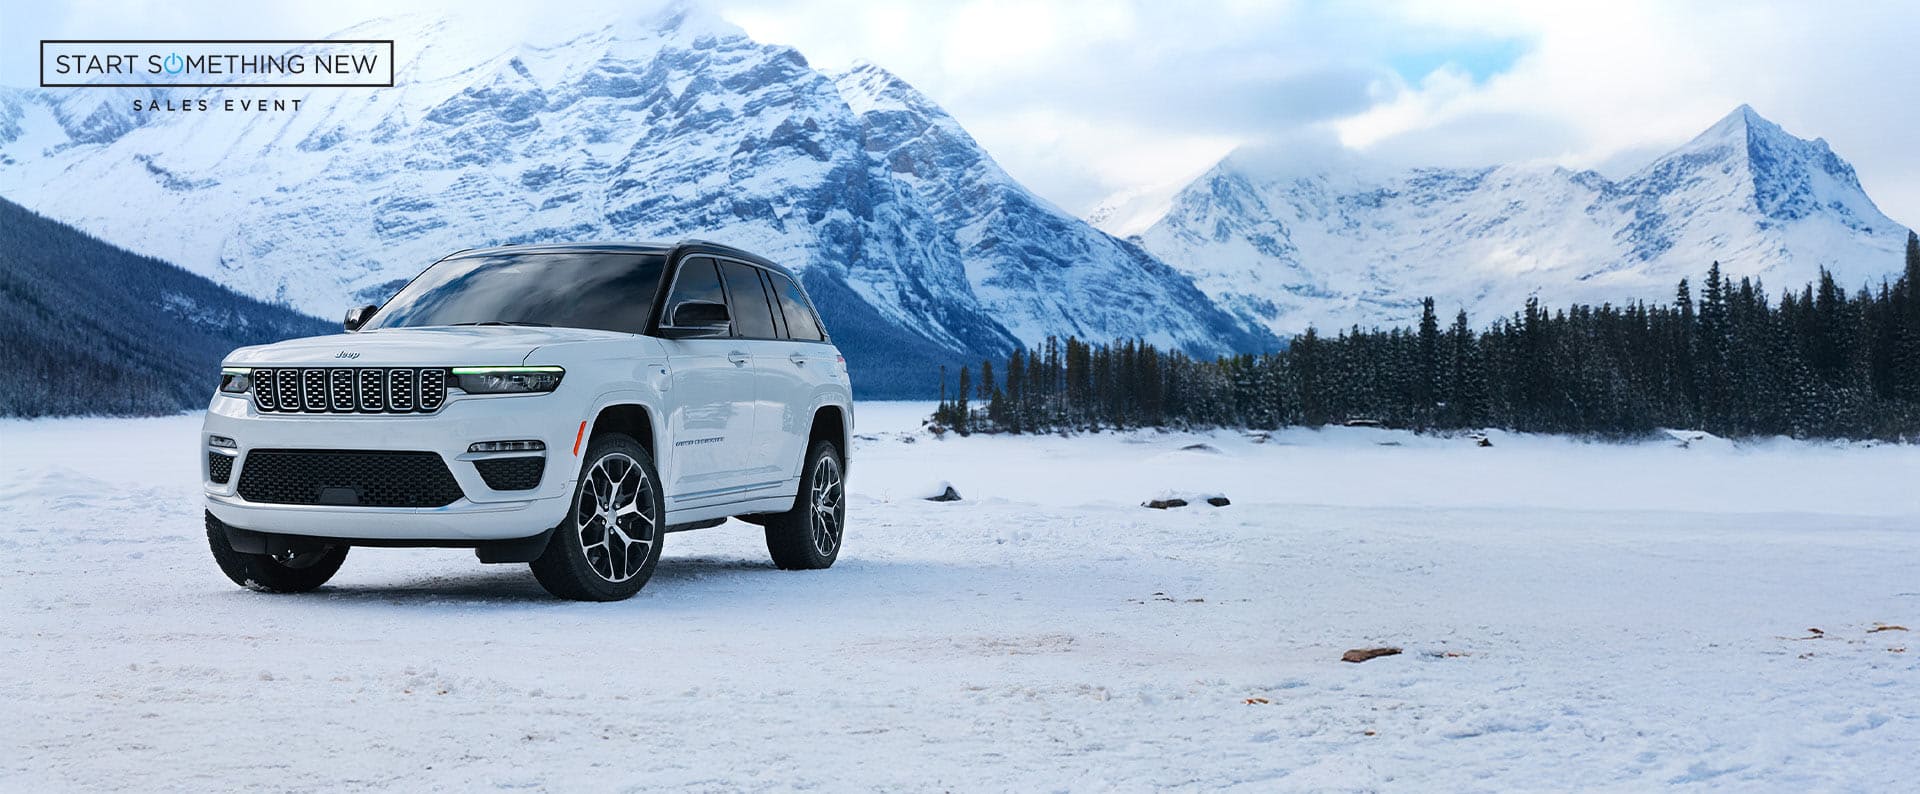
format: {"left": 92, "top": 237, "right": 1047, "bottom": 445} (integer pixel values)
{"left": 529, "top": 433, "right": 665, "bottom": 601}
{"left": 205, "top": 511, "right": 349, "bottom": 593}
{"left": 765, "top": 440, "right": 845, "bottom": 570}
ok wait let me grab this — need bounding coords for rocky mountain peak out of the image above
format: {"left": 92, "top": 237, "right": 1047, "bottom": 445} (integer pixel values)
{"left": 1635, "top": 105, "right": 1867, "bottom": 218}
{"left": 1137, "top": 104, "right": 1910, "bottom": 337}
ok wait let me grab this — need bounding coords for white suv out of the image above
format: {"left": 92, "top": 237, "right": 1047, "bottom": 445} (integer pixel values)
{"left": 202, "top": 241, "right": 853, "bottom": 601}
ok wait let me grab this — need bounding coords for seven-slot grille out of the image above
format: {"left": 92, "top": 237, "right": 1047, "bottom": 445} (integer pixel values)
{"left": 250, "top": 367, "right": 447, "bottom": 414}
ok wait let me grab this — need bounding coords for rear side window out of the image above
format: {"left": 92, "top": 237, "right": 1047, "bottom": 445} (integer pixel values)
{"left": 769, "top": 272, "right": 825, "bottom": 341}
{"left": 758, "top": 269, "right": 789, "bottom": 339}
{"left": 720, "top": 260, "right": 779, "bottom": 339}
{"left": 665, "top": 258, "right": 725, "bottom": 323}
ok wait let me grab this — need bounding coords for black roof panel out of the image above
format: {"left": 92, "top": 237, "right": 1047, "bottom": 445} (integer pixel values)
{"left": 446, "top": 239, "right": 795, "bottom": 278}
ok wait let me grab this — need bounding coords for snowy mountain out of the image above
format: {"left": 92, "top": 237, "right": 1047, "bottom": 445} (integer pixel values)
{"left": 830, "top": 64, "right": 1260, "bottom": 353}
{"left": 0, "top": 8, "right": 1269, "bottom": 395}
{"left": 1133, "top": 105, "right": 1914, "bottom": 334}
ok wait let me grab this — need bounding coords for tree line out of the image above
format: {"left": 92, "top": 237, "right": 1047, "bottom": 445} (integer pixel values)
{"left": 934, "top": 233, "right": 1920, "bottom": 440}
{"left": 0, "top": 198, "right": 332, "bottom": 418}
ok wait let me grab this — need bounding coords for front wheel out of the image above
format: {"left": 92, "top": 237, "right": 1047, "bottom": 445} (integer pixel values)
{"left": 764, "top": 440, "right": 845, "bottom": 570}
{"left": 529, "top": 434, "right": 665, "bottom": 601}
{"left": 205, "top": 511, "right": 349, "bottom": 593}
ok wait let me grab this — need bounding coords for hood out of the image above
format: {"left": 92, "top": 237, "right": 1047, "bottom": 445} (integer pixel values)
{"left": 224, "top": 326, "right": 635, "bottom": 367}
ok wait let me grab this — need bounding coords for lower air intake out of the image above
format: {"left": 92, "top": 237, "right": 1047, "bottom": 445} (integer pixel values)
{"left": 474, "top": 456, "right": 545, "bottom": 491}
{"left": 236, "top": 449, "right": 464, "bottom": 507}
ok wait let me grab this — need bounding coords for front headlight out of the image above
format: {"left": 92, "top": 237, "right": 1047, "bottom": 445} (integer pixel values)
{"left": 218, "top": 367, "right": 252, "bottom": 394}
{"left": 452, "top": 366, "right": 564, "bottom": 394}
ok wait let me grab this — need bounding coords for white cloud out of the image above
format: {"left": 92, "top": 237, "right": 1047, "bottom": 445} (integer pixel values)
{"left": 725, "top": 0, "right": 1920, "bottom": 228}
{"left": 722, "top": 0, "right": 1412, "bottom": 217}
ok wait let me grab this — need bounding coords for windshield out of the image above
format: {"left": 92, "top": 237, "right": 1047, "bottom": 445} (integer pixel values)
{"left": 362, "top": 252, "right": 667, "bottom": 334}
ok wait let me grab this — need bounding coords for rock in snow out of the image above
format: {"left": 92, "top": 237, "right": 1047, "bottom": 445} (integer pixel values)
{"left": 1342, "top": 647, "right": 1403, "bottom": 663}
{"left": 1144, "top": 491, "right": 1231, "bottom": 509}
{"left": 925, "top": 484, "right": 962, "bottom": 502}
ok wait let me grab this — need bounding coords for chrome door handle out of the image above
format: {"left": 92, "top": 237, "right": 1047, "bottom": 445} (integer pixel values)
{"left": 727, "top": 352, "right": 750, "bottom": 365}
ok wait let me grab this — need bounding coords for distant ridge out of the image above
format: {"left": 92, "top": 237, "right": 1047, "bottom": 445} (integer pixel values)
{"left": 0, "top": 198, "right": 331, "bottom": 417}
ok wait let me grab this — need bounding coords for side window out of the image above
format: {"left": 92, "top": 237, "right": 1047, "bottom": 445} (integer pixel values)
{"left": 665, "top": 258, "right": 725, "bottom": 323}
{"left": 719, "top": 260, "right": 778, "bottom": 339}
{"left": 769, "top": 272, "right": 825, "bottom": 341}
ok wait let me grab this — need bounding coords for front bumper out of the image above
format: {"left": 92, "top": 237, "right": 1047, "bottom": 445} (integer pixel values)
{"left": 202, "top": 393, "right": 579, "bottom": 541}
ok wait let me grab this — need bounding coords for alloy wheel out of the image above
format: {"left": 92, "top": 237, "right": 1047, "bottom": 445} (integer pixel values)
{"left": 809, "top": 453, "right": 844, "bottom": 557}
{"left": 575, "top": 452, "right": 657, "bottom": 583}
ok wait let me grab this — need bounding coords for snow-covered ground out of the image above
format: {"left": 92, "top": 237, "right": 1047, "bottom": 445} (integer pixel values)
{"left": 3, "top": 403, "right": 1917, "bottom": 790}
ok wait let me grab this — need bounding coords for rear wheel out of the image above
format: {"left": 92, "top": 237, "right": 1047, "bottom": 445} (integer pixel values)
{"left": 764, "top": 440, "right": 845, "bottom": 570}
{"left": 205, "top": 511, "right": 349, "bottom": 593}
{"left": 529, "top": 434, "right": 664, "bottom": 601}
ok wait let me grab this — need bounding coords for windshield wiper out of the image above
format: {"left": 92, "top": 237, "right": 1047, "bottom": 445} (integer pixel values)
{"left": 450, "top": 321, "right": 553, "bottom": 327}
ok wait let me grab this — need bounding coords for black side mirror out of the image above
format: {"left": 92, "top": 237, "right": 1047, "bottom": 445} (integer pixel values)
{"left": 344, "top": 304, "right": 378, "bottom": 332}
{"left": 659, "top": 300, "right": 731, "bottom": 338}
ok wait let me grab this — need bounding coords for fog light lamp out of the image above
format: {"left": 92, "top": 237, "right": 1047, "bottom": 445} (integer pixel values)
{"left": 469, "top": 440, "right": 546, "bottom": 453}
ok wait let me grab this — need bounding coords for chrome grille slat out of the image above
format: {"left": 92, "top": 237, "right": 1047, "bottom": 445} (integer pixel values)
{"left": 419, "top": 369, "right": 446, "bottom": 411}
{"left": 248, "top": 367, "right": 445, "bottom": 415}
{"left": 359, "top": 368, "right": 385, "bottom": 411}
{"left": 275, "top": 369, "right": 300, "bottom": 412}
{"left": 254, "top": 368, "right": 278, "bottom": 411}
{"left": 302, "top": 369, "right": 327, "bottom": 411}
{"left": 329, "top": 370, "right": 355, "bottom": 410}
{"left": 389, "top": 369, "right": 416, "bottom": 411}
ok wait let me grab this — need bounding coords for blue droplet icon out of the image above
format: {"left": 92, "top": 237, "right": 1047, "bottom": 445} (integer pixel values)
{"left": 163, "top": 53, "right": 184, "bottom": 74}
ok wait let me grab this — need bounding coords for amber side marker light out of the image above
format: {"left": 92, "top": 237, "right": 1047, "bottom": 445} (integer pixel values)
{"left": 572, "top": 421, "right": 587, "bottom": 456}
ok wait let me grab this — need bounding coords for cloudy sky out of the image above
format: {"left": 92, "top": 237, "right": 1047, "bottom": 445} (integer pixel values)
{"left": 7, "top": 0, "right": 1917, "bottom": 229}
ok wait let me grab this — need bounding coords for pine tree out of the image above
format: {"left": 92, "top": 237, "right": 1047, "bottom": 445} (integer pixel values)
{"left": 1024, "top": 343, "right": 1045, "bottom": 429}
{"left": 1004, "top": 348, "right": 1025, "bottom": 433}
{"left": 1043, "top": 337, "right": 1062, "bottom": 426}
{"left": 1446, "top": 308, "right": 1485, "bottom": 427}
{"left": 954, "top": 365, "right": 972, "bottom": 435}
{"left": 1416, "top": 298, "right": 1440, "bottom": 428}
{"left": 981, "top": 359, "right": 1000, "bottom": 428}
{"left": 1897, "top": 232, "right": 1920, "bottom": 404}
{"left": 1811, "top": 268, "right": 1848, "bottom": 381}
{"left": 1294, "top": 327, "right": 1324, "bottom": 425}
{"left": 1140, "top": 341, "right": 1164, "bottom": 425}
{"left": 1063, "top": 337, "right": 1089, "bottom": 427}
{"left": 1697, "top": 261, "right": 1732, "bottom": 431}
{"left": 1672, "top": 278, "right": 1698, "bottom": 425}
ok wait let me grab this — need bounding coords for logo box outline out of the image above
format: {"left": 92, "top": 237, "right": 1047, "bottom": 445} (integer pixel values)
{"left": 40, "top": 39, "right": 396, "bottom": 88}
